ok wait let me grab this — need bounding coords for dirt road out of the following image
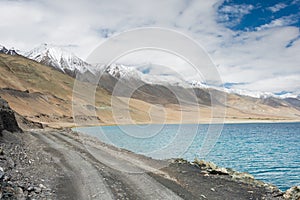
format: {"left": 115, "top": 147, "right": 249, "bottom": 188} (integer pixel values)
{"left": 2, "top": 129, "right": 280, "bottom": 200}
{"left": 31, "top": 130, "right": 185, "bottom": 200}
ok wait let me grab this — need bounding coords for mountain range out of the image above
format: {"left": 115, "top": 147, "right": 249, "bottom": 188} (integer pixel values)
{"left": 0, "top": 43, "right": 300, "bottom": 126}
{"left": 19, "top": 44, "right": 300, "bottom": 99}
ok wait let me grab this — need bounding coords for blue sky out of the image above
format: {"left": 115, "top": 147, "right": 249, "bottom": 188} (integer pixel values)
{"left": 0, "top": 0, "right": 299, "bottom": 95}
{"left": 218, "top": 0, "right": 300, "bottom": 31}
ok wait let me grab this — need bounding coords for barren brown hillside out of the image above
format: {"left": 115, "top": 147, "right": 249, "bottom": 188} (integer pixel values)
{"left": 0, "top": 53, "right": 300, "bottom": 128}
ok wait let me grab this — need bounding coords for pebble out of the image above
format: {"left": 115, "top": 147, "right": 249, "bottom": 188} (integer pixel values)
{"left": 210, "top": 188, "right": 215, "bottom": 192}
{"left": 3, "top": 175, "right": 10, "bottom": 181}
{"left": 34, "top": 187, "right": 42, "bottom": 193}
{"left": 39, "top": 184, "right": 47, "bottom": 189}
{"left": 0, "top": 166, "right": 4, "bottom": 179}
{"left": 15, "top": 187, "right": 25, "bottom": 200}
{"left": 27, "top": 186, "right": 34, "bottom": 192}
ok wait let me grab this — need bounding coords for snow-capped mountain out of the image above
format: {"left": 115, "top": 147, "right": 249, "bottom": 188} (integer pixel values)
{"left": 99, "top": 64, "right": 300, "bottom": 100}
{"left": 104, "top": 63, "right": 186, "bottom": 86}
{"left": 105, "top": 63, "right": 143, "bottom": 80}
{"left": 15, "top": 43, "right": 299, "bottom": 100}
{"left": 0, "top": 45, "right": 19, "bottom": 56}
{"left": 188, "top": 80, "right": 300, "bottom": 99}
{"left": 25, "top": 44, "right": 92, "bottom": 75}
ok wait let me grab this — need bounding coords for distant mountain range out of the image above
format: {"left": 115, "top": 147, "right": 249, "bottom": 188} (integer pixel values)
{"left": 1, "top": 43, "right": 299, "bottom": 103}
{"left": 1, "top": 45, "right": 300, "bottom": 125}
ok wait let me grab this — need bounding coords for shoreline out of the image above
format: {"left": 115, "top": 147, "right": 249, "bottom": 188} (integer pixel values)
{"left": 48, "top": 119, "right": 300, "bottom": 129}
{"left": 72, "top": 126, "right": 297, "bottom": 191}
{"left": 1, "top": 127, "right": 299, "bottom": 199}
{"left": 71, "top": 122, "right": 300, "bottom": 193}
{"left": 59, "top": 128, "right": 299, "bottom": 198}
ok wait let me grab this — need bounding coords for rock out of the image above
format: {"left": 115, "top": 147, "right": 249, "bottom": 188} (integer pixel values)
{"left": 173, "top": 158, "right": 189, "bottom": 164}
{"left": 211, "top": 167, "right": 230, "bottom": 175}
{"left": 232, "top": 172, "right": 254, "bottom": 180}
{"left": 27, "top": 186, "right": 34, "bottom": 192}
{"left": 193, "top": 159, "right": 217, "bottom": 171}
{"left": 0, "top": 166, "right": 4, "bottom": 179}
{"left": 3, "top": 175, "right": 10, "bottom": 181}
{"left": 39, "top": 184, "right": 46, "bottom": 189}
{"left": 15, "top": 187, "right": 25, "bottom": 200}
{"left": 34, "top": 186, "right": 42, "bottom": 193}
{"left": 283, "top": 186, "right": 300, "bottom": 200}
{"left": 0, "top": 96, "right": 22, "bottom": 133}
{"left": 193, "top": 159, "right": 229, "bottom": 175}
{"left": 266, "top": 184, "right": 280, "bottom": 193}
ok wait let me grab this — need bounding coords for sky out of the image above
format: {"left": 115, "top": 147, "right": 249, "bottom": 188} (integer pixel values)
{"left": 0, "top": 0, "right": 299, "bottom": 95}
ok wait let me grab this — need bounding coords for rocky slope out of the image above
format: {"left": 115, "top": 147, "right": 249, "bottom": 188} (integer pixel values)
{"left": 0, "top": 96, "right": 21, "bottom": 133}
{"left": 0, "top": 96, "right": 52, "bottom": 199}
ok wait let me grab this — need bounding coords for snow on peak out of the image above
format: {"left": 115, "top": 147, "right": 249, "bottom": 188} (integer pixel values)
{"left": 189, "top": 80, "right": 210, "bottom": 89}
{"left": 189, "top": 80, "right": 300, "bottom": 99}
{"left": 0, "top": 45, "right": 19, "bottom": 56}
{"left": 25, "top": 44, "right": 91, "bottom": 73}
{"left": 19, "top": 44, "right": 300, "bottom": 100}
{"left": 224, "top": 88, "right": 274, "bottom": 99}
{"left": 0, "top": 45, "right": 8, "bottom": 53}
{"left": 105, "top": 63, "right": 186, "bottom": 86}
{"left": 105, "top": 63, "right": 143, "bottom": 80}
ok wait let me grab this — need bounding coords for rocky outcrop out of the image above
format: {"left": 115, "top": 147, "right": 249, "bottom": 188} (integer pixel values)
{"left": 0, "top": 96, "right": 22, "bottom": 133}
{"left": 192, "top": 159, "right": 281, "bottom": 193}
{"left": 173, "top": 158, "right": 282, "bottom": 194}
{"left": 284, "top": 186, "right": 300, "bottom": 200}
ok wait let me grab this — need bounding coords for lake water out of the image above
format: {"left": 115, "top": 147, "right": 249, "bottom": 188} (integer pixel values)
{"left": 74, "top": 122, "right": 300, "bottom": 191}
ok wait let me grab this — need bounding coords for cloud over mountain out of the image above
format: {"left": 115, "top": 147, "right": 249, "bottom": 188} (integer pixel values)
{"left": 0, "top": 0, "right": 299, "bottom": 95}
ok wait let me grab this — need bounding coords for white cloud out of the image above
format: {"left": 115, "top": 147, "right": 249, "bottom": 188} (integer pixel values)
{"left": 217, "top": 4, "right": 254, "bottom": 27}
{"left": 0, "top": 0, "right": 299, "bottom": 95}
{"left": 256, "top": 15, "right": 298, "bottom": 30}
{"left": 268, "top": 3, "right": 287, "bottom": 13}
{"left": 234, "top": 75, "right": 300, "bottom": 94}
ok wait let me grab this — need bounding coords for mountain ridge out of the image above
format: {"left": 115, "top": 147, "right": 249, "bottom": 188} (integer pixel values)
{"left": 24, "top": 43, "right": 93, "bottom": 77}
{"left": 9, "top": 43, "right": 298, "bottom": 100}
{"left": 0, "top": 52, "right": 300, "bottom": 127}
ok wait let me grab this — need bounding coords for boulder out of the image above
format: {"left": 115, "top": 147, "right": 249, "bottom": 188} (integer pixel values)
{"left": 193, "top": 159, "right": 230, "bottom": 175}
{"left": 0, "top": 96, "right": 22, "bottom": 133}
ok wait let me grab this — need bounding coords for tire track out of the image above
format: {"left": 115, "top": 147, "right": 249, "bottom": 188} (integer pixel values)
{"left": 32, "top": 131, "right": 138, "bottom": 200}
{"left": 32, "top": 130, "right": 183, "bottom": 200}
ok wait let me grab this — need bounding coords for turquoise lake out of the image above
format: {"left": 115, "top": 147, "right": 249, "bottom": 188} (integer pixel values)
{"left": 74, "top": 122, "right": 300, "bottom": 191}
